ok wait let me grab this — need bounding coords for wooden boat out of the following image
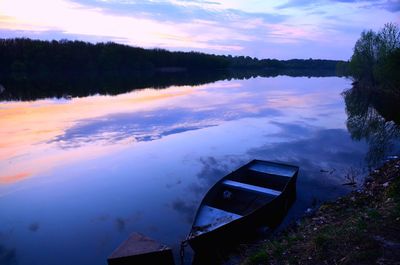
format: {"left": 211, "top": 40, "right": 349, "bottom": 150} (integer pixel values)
{"left": 187, "top": 159, "right": 299, "bottom": 252}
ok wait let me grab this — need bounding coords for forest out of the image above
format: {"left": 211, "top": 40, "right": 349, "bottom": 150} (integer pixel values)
{"left": 0, "top": 38, "right": 342, "bottom": 76}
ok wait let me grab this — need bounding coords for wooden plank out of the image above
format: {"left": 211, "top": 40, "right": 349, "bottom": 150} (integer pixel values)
{"left": 222, "top": 180, "right": 281, "bottom": 196}
{"left": 249, "top": 162, "right": 297, "bottom": 177}
{"left": 192, "top": 205, "right": 242, "bottom": 236}
{"left": 108, "top": 233, "right": 175, "bottom": 265}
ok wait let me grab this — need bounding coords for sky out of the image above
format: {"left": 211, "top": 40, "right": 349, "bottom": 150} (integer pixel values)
{"left": 0, "top": 0, "right": 399, "bottom": 59}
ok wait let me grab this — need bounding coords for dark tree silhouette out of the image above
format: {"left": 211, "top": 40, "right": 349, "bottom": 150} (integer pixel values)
{"left": 349, "top": 22, "right": 400, "bottom": 94}
{"left": 0, "top": 38, "right": 343, "bottom": 75}
{"left": 0, "top": 38, "right": 344, "bottom": 101}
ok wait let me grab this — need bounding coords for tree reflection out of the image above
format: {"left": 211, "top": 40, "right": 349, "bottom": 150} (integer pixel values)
{"left": 343, "top": 83, "right": 400, "bottom": 167}
{"left": 0, "top": 68, "right": 338, "bottom": 101}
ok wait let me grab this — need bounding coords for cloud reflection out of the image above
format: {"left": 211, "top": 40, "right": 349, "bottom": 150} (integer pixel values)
{"left": 171, "top": 155, "right": 245, "bottom": 223}
{"left": 0, "top": 244, "right": 17, "bottom": 265}
{"left": 248, "top": 128, "right": 368, "bottom": 184}
{"left": 0, "top": 77, "right": 347, "bottom": 185}
{"left": 170, "top": 126, "right": 368, "bottom": 223}
{"left": 28, "top": 222, "right": 40, "bottom": 232}
{"left": 0, "top": 86, "right": 195, "bottom": 184}
{"left": 50, "top": 105, "right": 280, "bottom": 149}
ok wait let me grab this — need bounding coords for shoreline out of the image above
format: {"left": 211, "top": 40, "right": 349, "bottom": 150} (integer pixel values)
{"left": 237, "top": 158, "right": 400, "bottom": 265}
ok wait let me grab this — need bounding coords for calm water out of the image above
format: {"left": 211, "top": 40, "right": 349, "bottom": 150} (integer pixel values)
{"left": 0, "top": 76, "right": 398, "bottom": 265}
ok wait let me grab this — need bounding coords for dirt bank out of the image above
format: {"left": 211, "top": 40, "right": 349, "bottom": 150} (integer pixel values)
{"left": 239, "top": 158, "right": 400, "bottom": 265}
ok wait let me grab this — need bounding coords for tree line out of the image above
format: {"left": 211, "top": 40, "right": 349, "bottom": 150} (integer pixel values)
{"left": 0, "top": 38, "right": 342, "bottom": 78}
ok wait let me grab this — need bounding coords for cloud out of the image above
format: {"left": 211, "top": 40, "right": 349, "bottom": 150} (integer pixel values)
{"left": 1, "top": 0, "right": 321, "bottom": 56}
{"left": 0, "top": 0, "right": 399, "bottom": 72}
{"left": 0, "top": 0, "right": 248, "bottom": 51}
{"left": 0, "top": 173, "right": 31, "bottom": 184}
{"left": 66, "top": 0, "right": 290, "bottom": 50}
{"left": 78, "top": 0, "right": 287, "bottom": 24}
{"left": 366, "top": 0, "right": 400, "bottom": 12}
{"left": 277, "top": 0, "right": 400, "bottom": 13}
{"left": 277, "top": 0, "right": 322, "bottom": 9}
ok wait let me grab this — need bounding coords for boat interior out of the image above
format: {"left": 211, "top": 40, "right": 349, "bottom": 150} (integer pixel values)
{"left": 191, "top": 160, "right": 298, "bottom": 236}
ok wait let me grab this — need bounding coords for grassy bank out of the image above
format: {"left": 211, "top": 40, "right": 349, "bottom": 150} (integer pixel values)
{"left": 240, "top": 158, "right": 400, "bottom": 265}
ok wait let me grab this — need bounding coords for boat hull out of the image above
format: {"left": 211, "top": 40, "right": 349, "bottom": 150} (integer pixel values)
{"left": 188, "top": 160, "right": 298, "bottom": 253}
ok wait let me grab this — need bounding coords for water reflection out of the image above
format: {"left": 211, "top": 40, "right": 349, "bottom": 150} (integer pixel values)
{"left": 172, "top": 156, "right": 245, "bottom": 224}
{"left": 0, "top": 76, "right": 398, "bottom": 265}
{"left": 50, "top": 105, "right": 280, "bottom": 148}
{"left": 0, "top": 244, "right": 17, "bottom": 265}
{"left": 0, "top": 81, "right": 284, "bottom": 185}
{"left": 170, "top": 127, "right": 369, "bottom": 229}
{"left": 343, "top": 83, "right": 400, "bottom": 167}
{"left": 0, "top": 68, "right": 338, "bottom": 101}
{"left": 28, "top": 222, "right": 40, "bottom": 232}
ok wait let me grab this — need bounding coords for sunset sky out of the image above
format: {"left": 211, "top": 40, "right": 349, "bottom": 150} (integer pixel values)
{"left": 0, "top": 0, "right": 399, "bottom": 59}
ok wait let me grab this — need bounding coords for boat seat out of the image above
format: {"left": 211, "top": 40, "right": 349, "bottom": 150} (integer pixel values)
{"left": 222, "top": 180, "right": 281, "bottom": 196}
{"left": 249, "top": 163, "right": 296, "bottom": 177}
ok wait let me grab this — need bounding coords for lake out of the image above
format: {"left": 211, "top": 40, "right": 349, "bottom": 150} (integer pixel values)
{"left": 0, "top": 75, "right": 398, "bottom": 265}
